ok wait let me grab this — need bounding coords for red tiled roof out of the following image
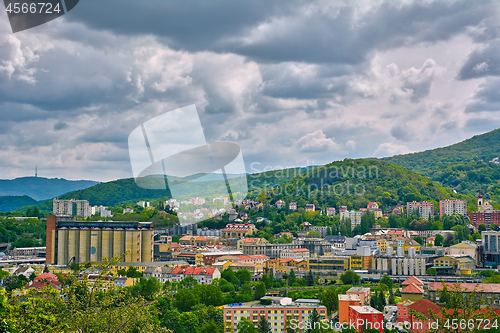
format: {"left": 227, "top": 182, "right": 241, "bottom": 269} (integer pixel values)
{"left": 171, "top": 266, "right": 217, "bottom": 276}
{"left": 401, "top": 283, "right": 424, "bottom": 294}
{"left": 428, "top": 282, "right": 500, "bottom": 293}
{"left": 291, "top": 248, "right": 309, "bottom": 252}
{"left": 402, "top": 276, "right": 424, "bottom": 286}
{"left": 388, "top": 230, "right": 404, "bottom": 235}
{"left": 171, "top": 243, "right": 181, "bottom": 248}
{"left": 408, "top": 299, "right": 441, "bottom": 318}
{"left": 223, "top": 224, "right": 255, "bottom": 231}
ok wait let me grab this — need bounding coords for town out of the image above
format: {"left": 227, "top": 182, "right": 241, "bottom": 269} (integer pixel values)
{"left": 1, "top": 188, "right": 500, "bottom": 333}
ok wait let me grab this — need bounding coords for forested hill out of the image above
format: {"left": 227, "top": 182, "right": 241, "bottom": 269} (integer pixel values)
{"left": 0, "top": 177, "right": 98, "bottom": 201}
{"left": 382, "top": 128, "right": 500, "bottom": 200}
{"left": 0, "top": 195, "right": 38, "bottom": 212}
{"left": 253, "top": 159, "right": 474, "bottom": 214}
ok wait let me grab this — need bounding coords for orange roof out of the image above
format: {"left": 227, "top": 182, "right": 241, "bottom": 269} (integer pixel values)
{"left": 402, "top": 276, "right": 424, "bottom": 286}
{"left": 291, "top": 248, "right": 309, "bottom": 252}
{"left": 401, "top": 283, "right": 424, "bottom": 294}
{"left": 407, "top": 299, "right": 441, "bottom": 318}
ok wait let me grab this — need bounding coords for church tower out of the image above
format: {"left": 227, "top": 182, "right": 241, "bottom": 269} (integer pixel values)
{"left": 478, "top": 189, "right": 483, "bottom": 207}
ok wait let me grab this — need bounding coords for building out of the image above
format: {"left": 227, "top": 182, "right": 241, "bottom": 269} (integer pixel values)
{"left": 439, "top": 199, "right": 467, "bottom": 217}
{"left": 305, "top": 204, "right": 315, "bottom": 212}
{"left": 477, "top": 189, "right": 493, "bottom": 211}
{"left": 340, "top": 210, "right": 364, "bottom": 228}
{"left": 310, "top": 226, "right": 328, "bottom": 238}
{"left": 346, "top": 287, "right": 371, "bottom": 305}
{"left": 289, "top": 202, "right": 297, "bottom": 210}
{"left": 264, "top": 258, "right": 309, "bottom": 275}
{"left": 13, "top": 266, "right": 35, "bottom": 278}
{"left": 10, "top": 247, "right": 46, "bottom": 257}
{"left": 215, "top": 255, "right": 268, "bottom": 267}
{"left": 222, "top": 223, "right": 257, "bottom": 239}
{"left": 376, "top": 239, "right": 387, "bottom": 252}
{"left": 427, "top": 282, "right": 500, "bottom": 305}
{"left": 237, "top": 238, "right": 269, "bottom": 252}
{"left": 242, "top": 242, "right": 301, "bottom": 258}
{"left": 190, "top": 197, "right": 206, "bottom": 205}
{"left": 324, "top": 235, "right": 346, "bottom": 249}
{"left": 91, "top": 205, "right": 112, "bottom": 217}
{"left": 402, "top": 276, "right": 424, "bottom": 287}
{"left": 213, "top": 196, "right": 229, "bottom": 205}
{"left": 179, "top": 235, "right": 222, "bottom": 247}
{"left": 431, "top": 255, "right": 475, "bottom": 275}
{"left": 280, "top": 248, "right": 310, "bottom": 260}
{"left": 309, "top": 255, "right": 349, "bottom": 273}
{"left": 401, "top": 283, "right": 424, "bottom": 302}
{"left": 170, "top": 266, "right": 220, "bottom": 284}
{"left": 338, "top": 294, "right": 361, "bottom": 323}
{"left": 483, "top": 230, "right": 500, "bottom": 266}
{"left": 392, "top": 204, "right": 404, "bottom": 216}
{"left": 45, "top": 215, "right": 154, "bottom": 265}
{"left": 348, "top": 306, "right": 384, "bottom": 333}
{"left": 275, "top": 200, "right": 285, "bottom": 209}
{"left": 123, "top": 208, "right": 134, "bottom": 214}
{"left": 470, "top": 210, "right": 500, "bottom": 228}
{"left": 404, "top": 299, "right": 441, "bottom": 333}
{"left": 449, "top": 241, "right": 477, "bottom": 262}
{"left": 223, "top": 303, "right": 327, "bottom": 333}
{"left": 195, "top": 251, "right": 243, "bottom": 266}
{"left": 53, "top": 199, "right": 91, "bottom": 218}
{"left": 143, "top": 266, "right": 175, "bottom": 283}
{"left": 326, "top": 207, "right": 336, "bottom": 217}
{"left": 25, "top": 272, "right": 62, "bottom": 291}
{"left": 406, "top": 201, "right": 434, "bottom": 220}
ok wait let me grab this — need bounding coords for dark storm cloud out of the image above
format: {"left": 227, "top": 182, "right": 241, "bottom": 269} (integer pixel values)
{"left": 458, "top": 42, "right": 500, "bottom": 80}
{"left": 391, "top": 124, "right": 413, "bottom": 142}
{"left": 465, "top": 78, "right": 500, "bottom": 113}
{"left": 64, "top": 0, "right": 491, "bottom": 64}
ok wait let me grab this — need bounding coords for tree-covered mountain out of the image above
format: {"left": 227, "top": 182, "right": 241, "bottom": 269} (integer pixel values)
{"left": 383, "top": 128, "right": 500, "bottom": 203}
{"left": 0, "top": 195, "right": 38, "bottom": 212}
{"left": 0, "top": 177, "right": 98, "bottom": 201}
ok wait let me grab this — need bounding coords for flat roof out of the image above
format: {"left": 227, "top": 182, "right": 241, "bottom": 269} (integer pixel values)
{"left": 338, "top": 294, "right": 361, "bottom": 301}
{"left": 349, "top": 306, "right": 382, "bottom": 314}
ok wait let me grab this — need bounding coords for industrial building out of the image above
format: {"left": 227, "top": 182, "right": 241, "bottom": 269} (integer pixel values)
{"left": 46, "top": 215, "right": 154, "bottom": 265}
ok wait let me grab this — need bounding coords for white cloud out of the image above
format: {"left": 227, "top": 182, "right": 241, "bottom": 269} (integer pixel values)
{"left": 373, "top": 143, "right": 412, "bottom": 157}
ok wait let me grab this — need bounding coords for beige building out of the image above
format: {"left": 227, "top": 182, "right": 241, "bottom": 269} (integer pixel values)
{"left": 449, "top": 241, "right": 477, "bottom": 262}
{"left": 237, "top": 237, "right": 269, "bottom": 251}
{"left": 279, "top": 248, "right": 310, "bottom": 260}
{"left": 222, "top": 223, "right": 257, "bottom": 239}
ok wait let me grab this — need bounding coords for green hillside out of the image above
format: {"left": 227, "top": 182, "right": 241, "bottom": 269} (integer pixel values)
{"left": 383, "top": 128, "right": 500, "bottom": 201}
{"left": 0, "top": 195, "right": 38, "bottom": 212}
{"left": 249, "top": 159, "right": 471, "bottom": 213}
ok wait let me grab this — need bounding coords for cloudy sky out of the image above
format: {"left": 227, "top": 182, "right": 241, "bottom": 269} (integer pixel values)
{"left": 1, "top": 0, "right": 500, "bottom": 181}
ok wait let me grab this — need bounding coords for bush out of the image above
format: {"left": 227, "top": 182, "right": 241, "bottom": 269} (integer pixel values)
{"left": 260, "top": 298, "right": 272, "bottom": 305}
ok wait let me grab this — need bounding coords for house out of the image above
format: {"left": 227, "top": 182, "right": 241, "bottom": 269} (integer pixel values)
{"left": 428, "top": 282, "right": 500, "bottom": 305}
{"left": 25, "top": 272, "right": 61, "bottom": 291}
{"left": 325, "top": 235, "right": 346, "bottom": 249}
{"left": 275, "top": 200, "right": 285, "bottom": 209}
{"left": 305, "top": 204, "right": 315, "bottom": 212}
{"left": 237, "top": 237, "right": 269, "bottom": 251}
{"left": 405, "top": 299, "right": 441, "bottom": 333}
{"left": 289, "top": 202, "right": 297, "bottom": 210}
{"left": 401, "top": 283, "right": 424, "bottom": 302}
{"left": 114, "top": 276, "right": 136, "bottom": 287}
{"left": 143, "top": 266, "right": 175, "bottom": 283}
{"left": 170, "top": 266, "right": 220, "bottom": 284}
{"left": 402, "top": 276, "right": 424, "bottom": 287}
{"left": 264, "top": 258, "right": 309, "bottom": 274}
{"left": 13, "top": 266, "right": 35, "bottom": 278}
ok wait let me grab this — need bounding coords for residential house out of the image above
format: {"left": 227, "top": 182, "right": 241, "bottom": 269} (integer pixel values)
{"left": 169, "top": 266, "right": 221, "bottom": 284}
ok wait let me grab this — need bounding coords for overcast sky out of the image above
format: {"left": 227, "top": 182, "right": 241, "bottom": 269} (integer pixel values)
{"left": 1, "top": 0, "right": 500, "bottom": 181}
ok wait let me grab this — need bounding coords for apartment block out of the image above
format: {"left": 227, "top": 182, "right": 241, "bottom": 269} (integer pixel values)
{"left": 53, "top": 199, "right": 91, "bottom": 218}
{"left": 439, "top": 199, "right": 467, "bottom": 217}
{"left": 406, "top": 201, "right": 434, "bottom": 220}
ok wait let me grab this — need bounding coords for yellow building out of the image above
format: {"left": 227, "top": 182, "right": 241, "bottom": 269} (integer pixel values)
{"left": 349, "top": 255, "right": 371, "bottom": 270}
{"left": 264, "top": 258, "right": 309, "bottom": 274}
{"left": 308, "top": 255, "right": 349, "bottom": 272}
{"left": 432, "top": 255, "right": 475, "bottom": 275}
{"left": 237, "top": 237, "right": 269, "bottom": 251}
{"left": 376, "top": 239, "right": 387, "bottom": 252}
{"left": 222, "top": 223, "right": 257, "bottom": 239}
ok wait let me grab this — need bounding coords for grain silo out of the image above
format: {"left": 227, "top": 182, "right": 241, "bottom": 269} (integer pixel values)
{"left": 113, "top": 228, "right": 125, "bottom": 259}
{"left": 79, "top": 227, "right": 91, "bottom": 263}
{"left": 141, "top": 228, "right": 153, "bottom": 262}
{"left": 57, "top": 227, "right": 69, "bottom": 265}
{"left": 90, "top": 227, "right": 102, "bottom": 262}
{"left": 101, "top": 227, "right": 113, "bottom": 261}
{"left": 68, "top": 227, "right": 80, "bottom": 263}
{"left": 125, "top": 228, "right": 141, "bottom": 262}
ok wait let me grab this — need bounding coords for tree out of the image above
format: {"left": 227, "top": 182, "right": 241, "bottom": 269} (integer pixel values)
{"left": 258, "top": 316, "right": 271, "bottom": 333}
{"left": 221, "top": 269, "right": 238, "bottom": 285}
{"left": 306, "top": 308, "right": 321, "bottom": 333}
{"left": 320, "top": 288, "right": 337, "bottom": 315}
{"left": 29, "top": 272, "right": 37, "bottom": 281}
{"left": 434, "top": 234, "right": 444, "bottom": 246}
{"left": 379, "top": 290, "right": 386, "bottom": 309}
{"left": 478, "top": 223, "right": 487, "bottom": 232}
{"left": 261, "top": 274, "right": 272, "bottom": 289}
{"left": 388, "top": 287, "right": 395, "bottom": 305}
{"left": 388, "top": 214, "right": 398, "bottom": 228}
{"left": 237, "top": 318, "right": 257, "bottom": 333}
{"left": 288, "top": 269, "right": 296, "bottom": 285}
{"left": 305, "top": 271, "right": 315, "bottom": 286}
{"left": 254, "top": 282, "right": 267, "bottom": 300}
{"left": 306, "top": 231, "right": 321, "bottom": 238}
{"left": 236, "top": 269, "right": 252, "bottom": 286}
{"left": 380, "top": 275, "right": 393, "bottom": 289}
{"left": 426, "top": 267, "right": 437, "bottom": 276}
{"left": 180, "top": 276, "right": 198, "bottom": 289}
{"left": 128, "top": 277, "right": 162, "bottom": 300}
{"left": 413, "top": 236, "right": 423, "bottom": 245}
{"left": 340, "top": 271, "right": 360, "bottom": 285}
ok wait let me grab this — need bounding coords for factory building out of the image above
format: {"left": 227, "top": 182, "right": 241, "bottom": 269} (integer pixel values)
{"left": 46, "top": 215, "right": 154, "bottom": 265}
